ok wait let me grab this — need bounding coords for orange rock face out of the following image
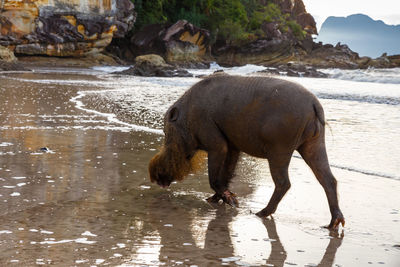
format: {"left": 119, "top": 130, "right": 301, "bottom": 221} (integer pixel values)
{"left": 0, "top": 0, "right": 135, "bottom": 57}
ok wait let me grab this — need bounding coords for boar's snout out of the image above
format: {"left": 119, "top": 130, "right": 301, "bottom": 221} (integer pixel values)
{"left": 149, "top": 152, "right": 173, "bottom": 188}
{"left": 155, "top": 173, "right": 173, "bottom": 188}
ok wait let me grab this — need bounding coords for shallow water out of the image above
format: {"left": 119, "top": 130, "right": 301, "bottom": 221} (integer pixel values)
{"left": 0, "top": 67, "right": 399, "bottom": 266}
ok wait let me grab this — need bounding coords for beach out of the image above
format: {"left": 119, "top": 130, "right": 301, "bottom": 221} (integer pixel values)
{"left": 0, "top": 66, "right": 399, "bottom": 266}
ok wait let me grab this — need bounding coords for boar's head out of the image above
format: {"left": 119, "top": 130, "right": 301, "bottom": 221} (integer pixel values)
{"left": 149, "top": 106, "right": 198, "bottom": 188}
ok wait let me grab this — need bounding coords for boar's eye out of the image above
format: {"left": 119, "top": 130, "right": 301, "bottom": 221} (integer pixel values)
{"left": 168, "top": 107, "right": 179, "bottom": 122}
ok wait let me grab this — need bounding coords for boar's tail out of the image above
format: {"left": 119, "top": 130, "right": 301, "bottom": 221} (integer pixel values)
{"left": 313, "top": 101, "right": 325, "bottom": 126}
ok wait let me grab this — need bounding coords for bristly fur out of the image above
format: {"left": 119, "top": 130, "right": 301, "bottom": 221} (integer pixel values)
{"left": 149, "top": 145, "right": 206, "bottom": 184}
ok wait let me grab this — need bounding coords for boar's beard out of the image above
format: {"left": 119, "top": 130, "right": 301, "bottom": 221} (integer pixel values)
{"left": 149, "top": 144, "right": 191, "bottom": 187}
{"left": 149, "top": 144, "right": 206, "bottom": 187}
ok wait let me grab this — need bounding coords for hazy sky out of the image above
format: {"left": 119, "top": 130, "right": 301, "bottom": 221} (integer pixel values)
{"left": 302, "top": 0, "right": 400, "bottom": 30}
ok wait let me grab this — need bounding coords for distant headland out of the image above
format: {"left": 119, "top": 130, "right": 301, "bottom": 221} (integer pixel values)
{"left": 318, "top": 14, "right": 400, "bottom": 58}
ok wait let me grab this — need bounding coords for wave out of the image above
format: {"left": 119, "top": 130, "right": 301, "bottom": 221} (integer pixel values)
{"left": 70, "top": 91, "right": 164, "bottom": 135}
{"left": 188, "top": 62, "right": 267, "bottom": 76}
{"left": 321, "top": 68, "right": 400, "bottom": 84}
{"left": 91, "top": 66, "right": 131, "bottom": 73}
{"left": 316, "top": 92, "right": 400, "bottom": 105}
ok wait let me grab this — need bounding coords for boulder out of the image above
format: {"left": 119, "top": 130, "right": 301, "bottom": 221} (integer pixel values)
{"left": 0, "top": 45, "right": 28, "bottom": 70}
{"left": 0, "top": 0, "right": 135, "bottom": 57}
{"left": 0, "top": 45, "right": 17, "bottom": 62}
{"left": 116, "top": 54, "right": 193, "bottom": 77}
{"left": 17, "top": 53, "right": 118, "bottom": 68}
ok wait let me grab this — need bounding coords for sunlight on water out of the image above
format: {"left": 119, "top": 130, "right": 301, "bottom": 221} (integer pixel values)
{"left": 321, "top": 67, "right": 400, "bottom": 84}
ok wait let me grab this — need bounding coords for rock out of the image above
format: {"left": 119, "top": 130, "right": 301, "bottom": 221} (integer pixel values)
{"left": 387, "top": 55, "right": 400, "bottom": 66}
{"left": 113, "top": 0, "right": 136, "bottom": 38}
{"left": 214, "top": 37, "right": 295, "bottom": 66}
{"left": 0, "top": 0, "right": 135, "bottom": 57}
{"left": 298, "top": 35, "right": 314, "bottom": 54}
{"left": 0, "top": 45, "right": 29, "bottom": 70}
{"left": 115, "top": 54, "right": 193, "bottom": 77}
{"left": 261, "top": 22, "right": 283, "bottom": 39}
{"left": 300, "top": 42, "right": 361, "bottom": 69}
{"left": 366, "top": 53, "right": 393, "bottom": 68}
{"left": 135, "top": 54, "right": 169, "bottom": 68}
{"left": 214, "top": 0, "right": 317, "bottom": 66}
{"left": 296, "top": 13, "right": 317, "bottom": 35}
{"left": 0, "top": 45, "right": 17, "bottom": 62}
{"left": 195, "top": 69, "right": 227, "bottom": 79}
{"left": 116, "top": 20, "right": 211, "bottom": 65}
{"left": 17, "top": 53, "right": 118, "bottom": 68}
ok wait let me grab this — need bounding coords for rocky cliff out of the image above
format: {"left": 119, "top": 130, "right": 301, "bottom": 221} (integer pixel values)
{"left": 214, "top": 0, "right": 317, "bottom": 66}
{"left": 0, "top": 0, "right": 135, "bottom": 57}
{"left": 108, "top": 20, "right": 211, "bottom": 66}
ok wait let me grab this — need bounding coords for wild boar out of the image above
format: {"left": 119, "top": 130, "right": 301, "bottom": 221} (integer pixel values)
{"left": 149, "top": 75, "right": 345, "bottom": 229}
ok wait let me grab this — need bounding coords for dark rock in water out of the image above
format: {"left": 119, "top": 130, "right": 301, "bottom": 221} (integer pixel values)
{"left": 40, "top": 147, "right": 49, "bottom": 152}
{"left": 109, "top": 20, "right": 211, "bottom": 66}
{"left": 195, "top": 69, "right": 226, "bottom": 79}
{"left": 115, "top": 54, "right": 193, "bottom": 77}
{"left": 299, "top": 42, "right": 400, "bottom": 69}
{"left": 213, "top": 70, "right": 225, "bottom": 74}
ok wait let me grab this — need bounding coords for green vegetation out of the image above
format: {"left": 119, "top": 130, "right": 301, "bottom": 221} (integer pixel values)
{"left": 131, "top": 0, "right": 306, "bottom": 45}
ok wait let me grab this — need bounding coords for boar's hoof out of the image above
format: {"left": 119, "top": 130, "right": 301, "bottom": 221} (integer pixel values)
{"left": 255, "top": 208, "right": 274, "bottom": 218}
{"left": 326, "top": 213, "right": 345, "bottom": 230}
{"left": 206, "top": 193, "right": 222, "bottom": 204}
{"left": 206, "top": 191, "right": 239, "bottom": 207}
{"left": 222, "top": 190, "right": 239, "bottom": 208}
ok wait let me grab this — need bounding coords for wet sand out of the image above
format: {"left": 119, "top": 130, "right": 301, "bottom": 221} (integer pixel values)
{"left": 0, "top": 70, "right": 399, "bottom": 266}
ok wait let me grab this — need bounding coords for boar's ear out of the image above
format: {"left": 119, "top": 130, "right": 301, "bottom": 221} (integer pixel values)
{"left": 168, "top": 107, "right": 179, "bottom": 122}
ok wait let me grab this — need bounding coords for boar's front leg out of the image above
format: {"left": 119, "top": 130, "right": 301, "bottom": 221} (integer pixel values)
{"left": 206, "top": 143, "right": 240, "bottom": 207}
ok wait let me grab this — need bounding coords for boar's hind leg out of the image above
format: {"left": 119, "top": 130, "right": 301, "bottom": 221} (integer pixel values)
{"left": 206, "top": 144, "right": 240, "bottom": 207}
{"left": 298, "top": 138, "right": 345, "bottom": 229}
{"left": 256, "top": 155, "right": 291, "bottom": 218}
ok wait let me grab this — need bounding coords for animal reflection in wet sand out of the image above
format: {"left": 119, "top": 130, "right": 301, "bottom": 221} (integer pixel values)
{"left": 263, "top": 218, "right": 343, "bottom": 267}
{"left": 146, "top": 194, "right": 237, "bottom": 265}
{"left": 147, "top": 194, "right": 344, "bottom": 267}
